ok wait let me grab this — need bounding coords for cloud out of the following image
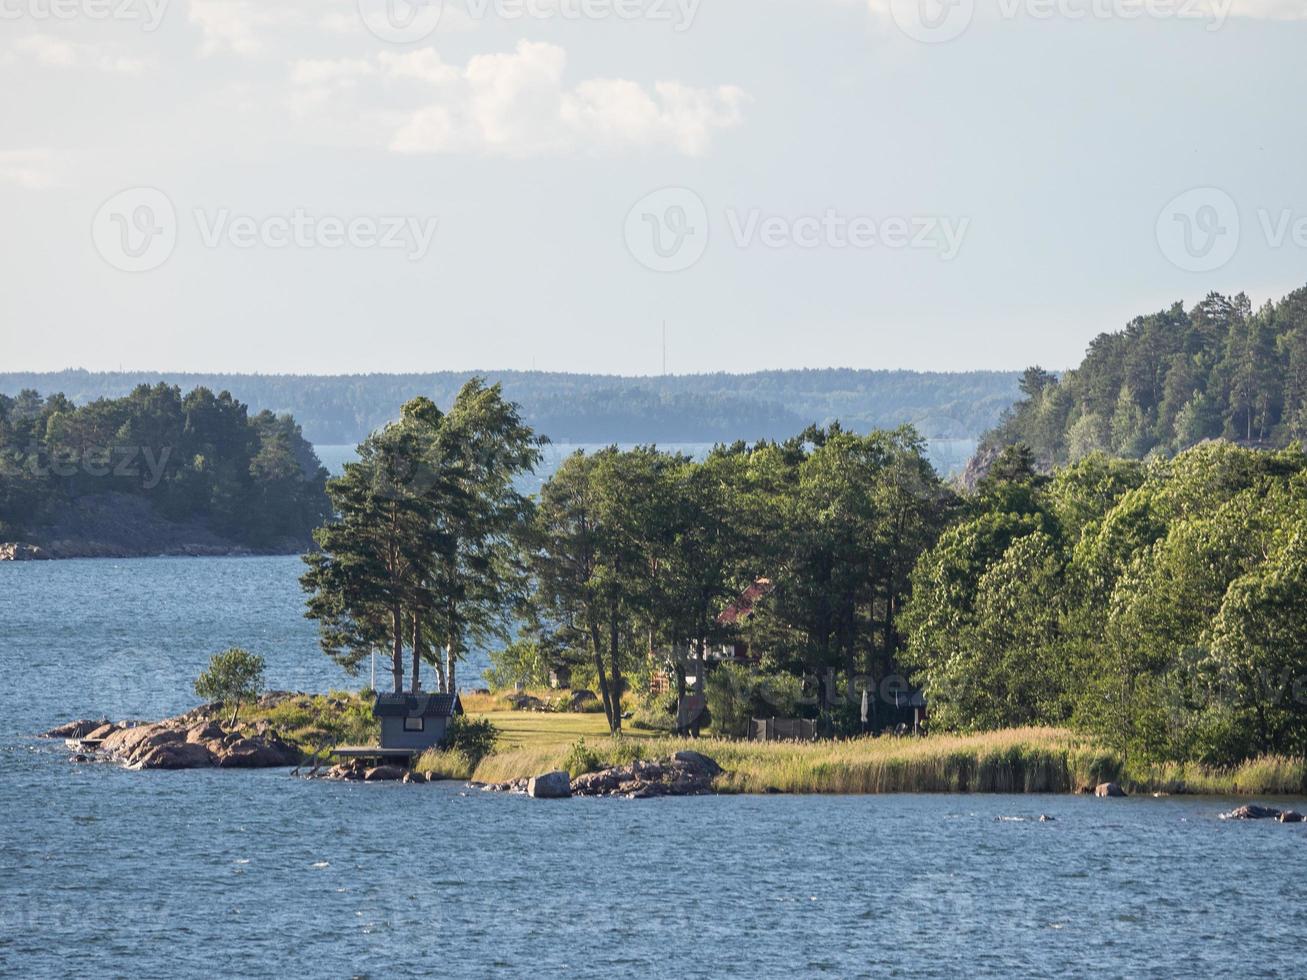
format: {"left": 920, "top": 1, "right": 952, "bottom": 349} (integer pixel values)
{"left": 189, "top": 0, "right": 302, "bottom": 56}
{"left": 0, "top": 149, "right": 62, "bottom": 189}
{"left": 11, "top": 35, "right": 151, "bottom": 75}
{"left": 377, "top": 41, "right": 747, "bottom": 157}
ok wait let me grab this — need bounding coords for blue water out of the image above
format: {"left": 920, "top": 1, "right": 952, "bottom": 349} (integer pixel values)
{"left": 3, "top": 558, "right": 1307, "bottom": 977}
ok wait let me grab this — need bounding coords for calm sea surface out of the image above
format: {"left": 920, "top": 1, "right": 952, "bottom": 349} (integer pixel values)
{"left": 4, "top": 527, "right": 1307, "bottom": 976}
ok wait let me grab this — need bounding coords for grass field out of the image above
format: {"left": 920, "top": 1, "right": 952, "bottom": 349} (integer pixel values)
{"left": 241, "top": 691, "right": 1307, "bottom": 797}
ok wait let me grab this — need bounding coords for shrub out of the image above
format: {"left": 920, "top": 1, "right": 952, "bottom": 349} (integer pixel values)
{"left": 563, "top": 737, "right": 603, "bottom": 777}
{"left": 443, "top": 715, "right": 499, "bottom": 763}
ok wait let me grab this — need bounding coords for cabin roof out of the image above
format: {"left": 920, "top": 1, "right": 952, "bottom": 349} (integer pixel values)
{"left": 372, "top": 693, "right": 463, "bottom": 719}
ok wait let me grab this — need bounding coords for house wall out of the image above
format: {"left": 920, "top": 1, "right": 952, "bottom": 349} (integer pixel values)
{"left": 379, "top": 716, "right": 449, "bottom": 751}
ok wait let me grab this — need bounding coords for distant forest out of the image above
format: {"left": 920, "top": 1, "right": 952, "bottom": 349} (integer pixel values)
{"left": 984, "top": 286, "right": 1307, "bottom": 466}
{"left": 0, "top": 370, "right": 1021, "bottom": 446}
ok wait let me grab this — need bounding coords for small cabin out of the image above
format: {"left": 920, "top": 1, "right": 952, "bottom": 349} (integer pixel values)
{"left": 374, "top": 693, "right": 463, "bottom": 751}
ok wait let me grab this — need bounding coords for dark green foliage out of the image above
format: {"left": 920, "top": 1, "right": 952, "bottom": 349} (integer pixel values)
{"left": 901, "top": 441, "right": 1307, "bottom": 766}
{"left": 194, "top": 648, "right": 266, "bottom": 725}
{"left": 442, "top": 715, "right": 499, "bottom": 762}
{"left": 0, "top": 384, "right": 328, "bottom": 548}
{"left": 984, "top": 286, "right": 1307, "bottom": 467}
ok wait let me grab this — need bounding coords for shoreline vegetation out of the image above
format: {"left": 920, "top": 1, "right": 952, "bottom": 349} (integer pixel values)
{"left": 46, "top": 690, "right": 1307, "bottom": 799}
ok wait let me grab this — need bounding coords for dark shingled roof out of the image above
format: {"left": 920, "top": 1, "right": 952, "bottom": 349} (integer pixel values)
{"left": 372, "top": 693, "right": 463, "bottom": 719}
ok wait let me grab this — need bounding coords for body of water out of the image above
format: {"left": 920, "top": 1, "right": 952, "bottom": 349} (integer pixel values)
{"left": 3, "top": 558, "right": 1306, "bottom": 976}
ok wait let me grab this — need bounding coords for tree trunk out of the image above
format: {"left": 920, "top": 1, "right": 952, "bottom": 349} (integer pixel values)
{"left": 446, "top": 642, "right": 457, "bottom": 695}
{"left": 229, "top": 700, "right": 241, "bottom": 727}
{"left": 391, "top": 605, "right": 404, "bottom": 694}
{"left": 609, "top": 609, "right": 623, "bottom": 733}
{"left": 433, "top": 652, "right": 448, "bottom": 694}
{"left": 590, "top": 625, "right": 616, "bottom": 732}
{"left": 411, "top": 614, "right": 424, "bottom": 694}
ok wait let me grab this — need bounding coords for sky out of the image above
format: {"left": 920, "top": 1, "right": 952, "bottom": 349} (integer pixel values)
{"left": 1, "top": 0, "right": 1305, "bottom": 376}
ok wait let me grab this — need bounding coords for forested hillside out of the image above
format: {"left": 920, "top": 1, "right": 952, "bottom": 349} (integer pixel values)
{"left": 0, "top": 369, "right": 1021, "bottom": 446}
{"left": 984, "top": 287, "right": 1307, "bottom": 466}
{"left": 0, "top": 384, "right": 329, "bottom": 555}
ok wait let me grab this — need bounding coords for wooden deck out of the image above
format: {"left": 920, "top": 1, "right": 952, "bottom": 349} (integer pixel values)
{"left": 331, "top": 745, "right": 419, "bottom": 761}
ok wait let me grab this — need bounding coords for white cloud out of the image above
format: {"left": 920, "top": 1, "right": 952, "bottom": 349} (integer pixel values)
{"left": 0, "top": 149, "right": 61, "bottom": 189}
{"left": 189, "top": 0, "right": 301, "bottom": 56}
{"left": 380, "top": 41, "right": 747, "bottom": 157}
{"left": 11, "top": 35, "right": 151, "bottom": 75}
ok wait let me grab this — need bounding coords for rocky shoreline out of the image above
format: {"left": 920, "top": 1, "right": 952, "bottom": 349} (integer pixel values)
{"left": 44, "top": 712, "right": 300, "bottom": 770}
{"left": 481, "top": 751, "right": 726, "bottom": 800}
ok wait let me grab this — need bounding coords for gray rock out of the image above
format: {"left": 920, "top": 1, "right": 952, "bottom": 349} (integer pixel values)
{"left": 363, "top": 765, "right": 406, "bottom": 782}
{"left": 527, "top": 771, "right": 572, "bottom": 799}
{"left": 1221, "top": 804, "right": 1282, "bottom": 820}
{"left": 1094, "top": 782, "right": 1127, "bottom": 798}
{"left": 672, "top": 750, "right": 723, "bottom": 777}
{"left": 1278, "top": 810, "right": 1304, "bottom": 823}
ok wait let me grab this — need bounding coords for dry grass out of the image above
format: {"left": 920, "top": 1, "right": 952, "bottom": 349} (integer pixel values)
{"left": 1128, "top": 755, "right": 1307, "bottom": 796}
{"left": 467, "top": 726, "right": 1122, "bottom": 793}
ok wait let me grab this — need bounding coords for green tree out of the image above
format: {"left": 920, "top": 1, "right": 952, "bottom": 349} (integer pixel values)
{"left": 194, "top": 648, "right": 266, "bottom": 726}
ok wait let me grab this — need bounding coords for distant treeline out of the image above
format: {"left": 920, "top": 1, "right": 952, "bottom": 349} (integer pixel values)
{"left": 984, "top": 286, "right": 1307, "bottom": 466}
{"left": 0, "top": 369, "right": 1022, "bottom": 446}
{"left": 0, "top": 384, "right": 329, "bottom": 550}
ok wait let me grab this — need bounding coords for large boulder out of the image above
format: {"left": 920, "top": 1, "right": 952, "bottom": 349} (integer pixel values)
{"left": 43, "top": 719, "right": 108, "bottom": 740}
{"left": 363, "top": 765, "right": 406, "bottom": 782}
{"left": 211, "top": 735, "right": 299, "bottom": 768}
{"left": 1221, "top": 804, "right": 1282, "bottom": 821}
{"left": 103, "top": 724, "right": 185, "bottom": 763}
{"left": 84, "top": 723, "right": 121, "bottom": 741}
{"left": 1279, "top": 810, "right": 1304, "bottom": 823}
{"left": 568, "top": 690, "right": 599, "bottom": 712}
{"left": 672, "top": 751, "right": 724, "bottom": 777}
{"left": 1094, "top": 782, "right": 1127, "bottom": 798}
{"left": 528, "top": 771, "right": 573, "bottom": 799}
{"left": 129, "top": 741, "right": 215, "bottom": 770}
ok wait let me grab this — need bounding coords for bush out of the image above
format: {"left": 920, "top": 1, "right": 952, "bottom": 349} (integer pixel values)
{"left": 563, "top": 737, "right": 603, "bottom": 777}
{"left": 443, "top": 715, "right": 499, "bottom": 762}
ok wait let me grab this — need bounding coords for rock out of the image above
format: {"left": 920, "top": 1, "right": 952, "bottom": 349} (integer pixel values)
{"left": 403, "top": 771, "right": 426, "bottom": 784}
{"left": 84, "top": 723, "right": 121, "bottom": 741}
{"left": 69, "top": 754, "right": 90, "bottom": 763}
{"left": 186, "top": 721, "right": 225, "bottom": 743}
{"left": 527, "top": 771, "right": 572, "bottom": 799}
{"left": 363, "top": 765, "right": 405, "bottom": 782}
{"left": 506, "top": 693, "right": 545, "bottom": 712}
{"left": 568, "top": 690, "right": 598, "bottom": 711}
{"left": 1220, "top": 804, "right": 1282, "bottom": 821}
{"left": 211, "top": 735, "right": 299, "bottom": 768}
{"left": 1278, "top": 810, "right": 1304, "bottom": 823}
{"left": 0, "top": 542, "right": 49, "bottom": 561}
{"left": 1094, "top": 782, "right": 1127, "bottom": 798}
{"left": 130, "top": 741, "right": 215, "bottom": 770}
{"left": 671, "top": 751, "right": 723, "bottom": 777}
{"left": 1040, "top": 815, "right": 1056, "bottom": 822}
{"left": 43, "top": 719, "right": 109, "bottom": 739}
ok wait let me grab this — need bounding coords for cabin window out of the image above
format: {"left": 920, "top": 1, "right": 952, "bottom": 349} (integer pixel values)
{"left": 403, "top": 716, "right": 425, "bottom": 733}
